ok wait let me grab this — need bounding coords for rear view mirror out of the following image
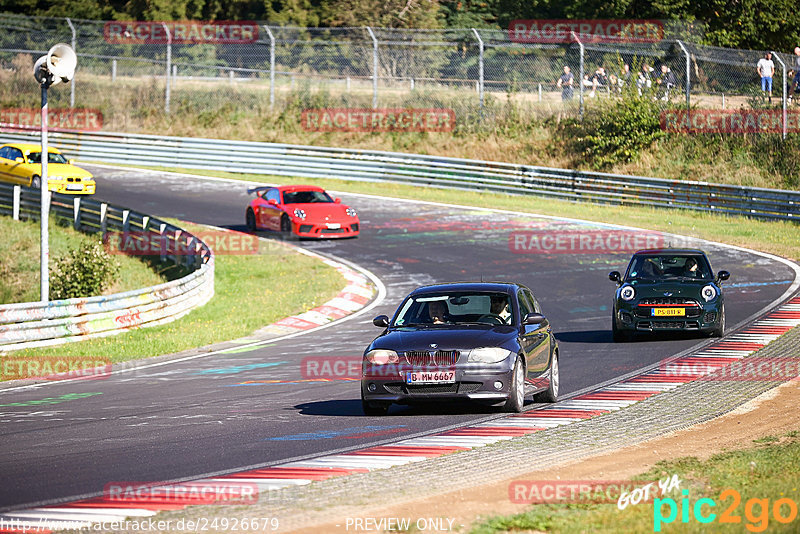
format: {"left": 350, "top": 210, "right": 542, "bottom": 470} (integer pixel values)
{"left": 608, "top": 271, "right": 621, "bottom": 283}
{"left": 717, "top": 270, "right": 730, "bottom": 282}
{"left": 373, "top": 315, "right": 389, "bottom": 327}
{"left": 523, "top": 313, "right": 545, "bottom": 325}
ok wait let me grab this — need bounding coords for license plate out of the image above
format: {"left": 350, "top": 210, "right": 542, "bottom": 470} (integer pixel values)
{"left": 405, "top": 371, "right": 455, "bottom": 384}
{"left": 66, "top": 184, "right": 83, "bottom": 191}
{"left": 325, "top": 223, "right": 341, "bottom": 229}
{"left": 652, "top": 308, "right": 685, "bottom": 316}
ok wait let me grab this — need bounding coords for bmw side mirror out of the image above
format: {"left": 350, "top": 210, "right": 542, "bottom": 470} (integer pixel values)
{"left": 609, "top": 271, "right": 621, "bottom": 284}
{"left": 15, "top": 157, "right": 23, "bottom": 163}
{"left": 717, "top": 270, "right": 730, "bottom": 282}
{"left": 523, "top": 312, "right": 545, "bottom": 325}
{"left": 373, "top": 315, "right": 389, "bottom": 327}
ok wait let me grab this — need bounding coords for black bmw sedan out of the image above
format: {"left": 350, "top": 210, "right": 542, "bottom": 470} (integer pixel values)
{"left": 361, "top": 282, "right": 560, "bottom": 415}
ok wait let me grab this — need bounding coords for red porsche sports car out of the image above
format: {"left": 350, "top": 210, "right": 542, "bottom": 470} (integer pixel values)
{"left": 245, "top": 185, "right": 360, "bottom": 238}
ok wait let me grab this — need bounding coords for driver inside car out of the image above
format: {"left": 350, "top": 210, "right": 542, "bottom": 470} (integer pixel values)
{"left": 427, "top": 300, "right": 449, "bottom": 324}
{"left": 490, "top": 296, "right": 512, "bottom": 324}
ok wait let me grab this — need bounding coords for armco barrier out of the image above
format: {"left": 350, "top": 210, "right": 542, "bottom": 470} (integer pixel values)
{"left": 0, "top": 182, "right": 214, "bottom": 351}
{"left": 1, "top": 128, "right": 799, "bottom": 221}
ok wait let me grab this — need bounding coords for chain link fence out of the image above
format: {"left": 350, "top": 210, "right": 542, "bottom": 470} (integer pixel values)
{"left": 0, "top": 13, "right": 795, "bottom": 137}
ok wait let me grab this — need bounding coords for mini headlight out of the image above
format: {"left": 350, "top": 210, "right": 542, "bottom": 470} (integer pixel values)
{"left": 293, "top": 208, "right": 306, "bottom": 219}
{"left": 620, "top": 285, "right": 635, "bottom": 301}
{"left": 365, "top": 349, "right": 399, "bottom": 365}
{"left": 467, "top": 347, "right": 513, "bottom": 364}
{"left": 701, "top": 285, "right": 717, "bottom": 302}
{"left": 346, "top": 207, "right": 357, "bottom": 217}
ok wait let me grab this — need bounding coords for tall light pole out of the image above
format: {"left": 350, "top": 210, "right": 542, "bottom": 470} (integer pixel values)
{"left": 33, "top": 43, "right": 77, "bottom": 302}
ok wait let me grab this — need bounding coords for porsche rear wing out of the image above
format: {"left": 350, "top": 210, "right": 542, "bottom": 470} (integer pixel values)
{"left": 247, "top": 186, "right": 270, "bottom": 195}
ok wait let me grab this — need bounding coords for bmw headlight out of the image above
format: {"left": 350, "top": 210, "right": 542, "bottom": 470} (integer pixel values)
{"left": 365, "top": 349, "right": 399, "bottom": 365}
{"left": 620, "top": 285, "right": 635, "bottom": 301}
{"left": 346, "top": 207, "right": 357, "bottom": 217}
{"left": 701, "top": 285, "right": 717, "bottom": 302}
{"left": 467, "top": 347, "right": 512, "bottom": 364}
{"left": 293, "top": 208, "right": 306, "bottom": 219}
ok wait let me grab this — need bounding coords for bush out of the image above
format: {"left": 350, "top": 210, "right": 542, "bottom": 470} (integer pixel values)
{"left": 50, "top": 241, "right": 120, "bottom": 300}
{"left": 559, "top": 96, "right": 667, "bottom": 170}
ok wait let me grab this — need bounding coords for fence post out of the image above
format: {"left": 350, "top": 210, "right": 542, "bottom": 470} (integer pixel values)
{"left": 772, "top": 51, "right": 787, "bottom": 141}
{"left": 162, "top": 22, "right": 171, "bottom": 113}
{"left": 112, "top": 59, "right": 117, "bottom": 82}
{"left": 66, "top": 17, "right": 76, "bottom": 108}
{"left": 12, "top": 185, "right": 20, "bottom": 220}
{"left": 100, "top": 202, "right": 107, "bottom": 234}
{"left": 73, "top": 197, "right": 81, "bottom": 230}
{"left": 676, "top": 40, "right": 691, "bottom": 113}
{"left": 571, "top": 32, "right": 584, "bottom": 120}
{"left": 160, "top": 223, "right": 167, "bottom": 262}
{"left": 366, "top": 27, "right": 378, "bottom": 109}
{"left": 264, "top": 25, "right": 275, "bottom": 107}
{"left": 472, "top": 28, "right": 484, "bottom": 119}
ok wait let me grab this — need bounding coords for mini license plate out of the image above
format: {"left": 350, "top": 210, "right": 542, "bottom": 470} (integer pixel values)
{"left": 652, "top": 308, "right": 685, "bottom": 317}
{"left": 405, "top": 371, "right": 455, "bottom": 384}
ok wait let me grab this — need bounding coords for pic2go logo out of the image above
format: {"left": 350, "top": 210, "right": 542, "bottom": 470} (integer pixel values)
{"left": 654, "top": 489, "right": 799, "bottom": 532}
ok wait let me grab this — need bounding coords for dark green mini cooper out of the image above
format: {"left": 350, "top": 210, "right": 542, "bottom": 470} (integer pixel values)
{"left": 609, "top": 249, "right": 730, "bottom": 341}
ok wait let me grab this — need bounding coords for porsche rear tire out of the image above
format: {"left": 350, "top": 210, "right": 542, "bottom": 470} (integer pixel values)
{"left": 245, "top": 209, "right": 256, "bottom": 232}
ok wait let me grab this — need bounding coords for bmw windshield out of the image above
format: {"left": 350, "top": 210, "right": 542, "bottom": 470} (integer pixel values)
{"left": 392, "top": 292, "right": 513, "bottom": 327}
{"left": 625, "top": 254, "right": 713, "bottom": 282}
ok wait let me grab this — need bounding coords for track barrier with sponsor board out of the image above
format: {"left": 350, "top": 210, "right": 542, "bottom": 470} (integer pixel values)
{"left": 0, "top": 181, "right": 214, "bottom": 351}
{"left": 1, "top": 129, "right": 798, "bottom": 221}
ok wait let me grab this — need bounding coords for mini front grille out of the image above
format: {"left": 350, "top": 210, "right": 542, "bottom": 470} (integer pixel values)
{"left": 652, "top": 321, "right": 686, "bottom": 330}
{"left": 704, "top": 312, "right": 717, "bottom": 322}
{"left": 639, "top": 297, "right": 699, "bottom": 306}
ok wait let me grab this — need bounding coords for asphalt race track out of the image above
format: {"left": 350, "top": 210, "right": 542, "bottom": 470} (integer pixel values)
{"left": 0, "top": 165, "right": 796, "bottom": 510}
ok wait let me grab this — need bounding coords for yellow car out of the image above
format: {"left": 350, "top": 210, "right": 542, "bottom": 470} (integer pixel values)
{"left": 0, "top": 143, "right": 95, "bottom": 194}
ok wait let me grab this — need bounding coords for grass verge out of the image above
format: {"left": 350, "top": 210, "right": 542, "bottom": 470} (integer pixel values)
{"left": 471, "top": 428, "right": 800, "bottom": 533}
{"left": 0, "top": 215, "right": 165, "bottom": 304}
{"left": 2, "top": 220, "right": 345, "bottom": 373}
{"left": 120, "top": 165, "right": 800, "bottom": 262}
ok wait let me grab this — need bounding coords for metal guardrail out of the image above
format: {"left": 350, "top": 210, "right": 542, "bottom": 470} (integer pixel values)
{"left": 1, "top": 129, "right": 799, "bottom": 221}
{"left": 0, "top": 182, "right": 214, "bottom": 351}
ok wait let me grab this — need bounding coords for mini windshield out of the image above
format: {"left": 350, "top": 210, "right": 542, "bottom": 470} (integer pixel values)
{"left": 282, "top": 190, "right": 333, "bottom": 204}
{"left": 626, "top": 254, "right": 712, "bottom": 281}
{"left": 393, "top": 292, "right": 513, "bottom": 327}
{"left": 27, "top": 152, "right": 69, "bottom": 165}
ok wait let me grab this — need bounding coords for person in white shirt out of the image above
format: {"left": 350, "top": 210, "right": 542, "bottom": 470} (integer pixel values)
{"left": 757, "top": 52, "right": 775, "bottom": 101}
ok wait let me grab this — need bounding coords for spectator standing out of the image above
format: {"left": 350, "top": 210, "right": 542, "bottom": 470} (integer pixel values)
{"left": 657, "top": 64, "right": 678, "bottom": 101}
{"left": 556, "top": 65, "right": 574, "bottom": 101}
{"left": 637, "top": 63, "right": 653, "bottom": 95}
{"left": 791, "top": 47, "right": 800, "bottom": 103}
{"left": 757, "top": 52, "right": 775, "bottom": 102}
{"left": 589, "top": 66, "right": 608, "bottom": 97}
